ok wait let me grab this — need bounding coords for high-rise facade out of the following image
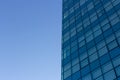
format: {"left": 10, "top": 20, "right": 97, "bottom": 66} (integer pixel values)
{"left": 62, "top": 0, "right": 120, "bottom": 80}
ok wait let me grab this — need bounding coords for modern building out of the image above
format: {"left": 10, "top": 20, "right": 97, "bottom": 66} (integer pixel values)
{"left": 62, "top": 0, "right": 120, "bottom": 80}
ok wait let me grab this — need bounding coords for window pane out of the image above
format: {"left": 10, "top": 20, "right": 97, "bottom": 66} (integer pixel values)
{"left": 79, "top": 40, "right": 85, "bottom": 48}
{"left": 80, "top": 52, "right": 87, "bottom": 61}
{"left": 102, "top": 23, "right": 110, "bottom": 31}
{"left": 88, "top": 47, "right": 97, "bottom": 55}
{"left": 108, "top": 40, "right": 118, "bottom": 50}
{"left": 94, "top": 29, "right": 102, "bottom": 37}
{"left": 81, "top": 58, "right": 88, "bottom": 68}
{"left": 72, "top": 63, "right": 80, "bottom": 73}
{"left": 95, "top": 76, "right": 104, "bottom": 80}
{"left": 64, "top": 69, "right": 71, "bottom": 79}
{"left": 104, "top": 70, "right": 116, "bottom": 80}
{"left": 115, "top": 66, "right": 120, "bottom": 76}
{"left": 118, "top": 37, "right": 120, "bottom": 45}
{"left": 115, "top": 29, "right": 120, "bottom": 38}
{"left": 113, "top": 55, "right": 120, "bottom": 67}
{"left": 102, "top": 62, "right": 113, "bottom": 73}
{"left": 97, "top": 40, "right": 106, "bottom": 50}
{"left": 86, "top": 34, "right": 93, "bottom": 43}
{"left": 89, "top": 52, "right": 98, "bottom": 62}
{"left": 92, "top": 68, "right": 102, "bottom": 79}
{"left": 72, "top": 57, "right": 79, "bottom": 66}
{"left": 98, "top": 46, "right": 108, "bottom": 57}
{"left": 64, "top": 62, "right": 71, "bottom": 71}
{"left": 105, "top": 34, "right": 115, "bottom": 44}
{"left": 72, "top": 71, "right": 80, "bottom": 80}
{"left": 82, "top": 74, "right": 92, "bottom": 80}
{"left": 81, "top": 65, "right": 90, "bottom": 76}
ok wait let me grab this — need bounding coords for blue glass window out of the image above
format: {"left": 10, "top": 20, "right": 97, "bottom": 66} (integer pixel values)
{"left": 89, "top": 52, "right": 98, "bottom": 62}
{"left": 95, "top": 34, "right": 104, "bottom": 43}
{"left": 71, "top": 51, "right": 78, "bottom": 60}
{"left": 63, "top": 56, "right": 71, "bottom": 65}
{"left": 87, "top": 2, "right": 94, "bottom": 11}
{"left": 95, "top": 76, "right": 104, "bottom": 80}
{"left": 79, "top": 52, "right": 88, "bottom": 61}
{"left": 104, "top": 70, "right": 116, "bottom": 80}
{"left": 64, "top": 62, "right": 71, "bottom": 71}
{"left": 62, "top": 0, "right": 120, "bottom": 80}
{"left": 86, "top": 34, "right": 93, "bottom": 43}
{"left": 64, "top": 69, "right": 71, "bottom": 79}
{"left": 100, "top": 54, "right": 110, "bottom": 65}
{"left": 79, "top": 46, "right": 86, "bottom": 54}
{"left": 78, "top": 36, "right": 85, "bottom": 43}
{"left": 72, "top": 57, "right": 79, "bottom": 66}
{"left": 100, "top": 19, "right": 109, "bottom": 27}
{"left": 102, "top": 61, "right": 113, "bottom": 73}
{"left": 79, "top": 40, "right": 85, "bottom": 48}
{"left": 113, "top": 0, "right": 120, "bottom": 6}
{"left": 81, "top": 65, "right": 90, "bottom": 76}
{"left": 94, "top": 29, "right": 102, "bottom": 37}
{"left": 115, "top": 29, "right": 120, "bottom": 38}
{"left": 72, "top": 71, "right": 81, "bottom": 80}
{"left": 97, "top": 40, "right": 106, "bottom": 50}
{"left": 92, "top": 68, "right": 102, "bottom": 79}
{"left": 102, "top": 23, "right": 110, "bottom": 31}
{"left": 103, "top": 28, "right": 113, "bottom": 37}
{"left": 115, "top": 66, "right": 120, "bottom": 76}
{"left": 118, "top": 37, "right": 120, "bottom": 45}
{"left": 110, "top": 17, "right": 120, "bottom": 26}
{"left": 109, "top": 47, "right": 120, "bottom": 59}
{"left": 105, "top": 34, "right": 115, "bottom": 44}
{"left": 87, "top": 40, "right": 95, "bottom": 49}
{"left": 90, "top": 60, "right": 100, "bottom": 71}
{"left": 113, "top": 55, "right": 120, "bottom": 67}
{"left": 81, "top": 58, "right": 89, "bottom": 68}
{"left": 93, "top": 25, "right": 101, "bottom": 32}
{"left": 98, "top": 46, "right": 108, "bottom": 57}
{"left": 107, "top": 40, "right": 118, "bottom": 50}
{"left": 72, "top": 63, "right": 80, "bottom": 73}
{"left": 71, "top": 45, "right": 78, "bottom": 53}
{"left": 88, "top": 46, "right": 97, "bottom": 55}
{"left": 64, "top": 76, "right": 71, "bottom": 80}
{"left": 82, "top": 73, "right": 92, "bottom": 80}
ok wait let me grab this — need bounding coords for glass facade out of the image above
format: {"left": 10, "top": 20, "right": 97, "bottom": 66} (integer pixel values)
{"left": 62, "top": 0, "right": 120, "bottom": 80}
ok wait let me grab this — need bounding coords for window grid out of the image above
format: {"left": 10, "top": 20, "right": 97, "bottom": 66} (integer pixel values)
{"left": 62, "top": 0, "right": 120, "bottom": 80}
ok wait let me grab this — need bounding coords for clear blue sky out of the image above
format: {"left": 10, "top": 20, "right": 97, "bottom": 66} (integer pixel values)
{"left": 0, "top": 0, "right": 62, "bottom": 80}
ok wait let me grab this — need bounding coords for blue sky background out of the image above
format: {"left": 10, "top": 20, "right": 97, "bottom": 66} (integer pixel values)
{"left": 0, "top": 0, "right": 62, "bottom": 80}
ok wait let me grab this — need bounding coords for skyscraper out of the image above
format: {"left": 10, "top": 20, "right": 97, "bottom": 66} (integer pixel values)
{"left": 62, "top": 0, "right": 120, "bottom": 80}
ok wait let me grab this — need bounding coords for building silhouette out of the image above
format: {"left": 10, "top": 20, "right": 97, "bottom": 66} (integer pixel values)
{"left": 62, "top": 0, "right": 120, "bottom": 80}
